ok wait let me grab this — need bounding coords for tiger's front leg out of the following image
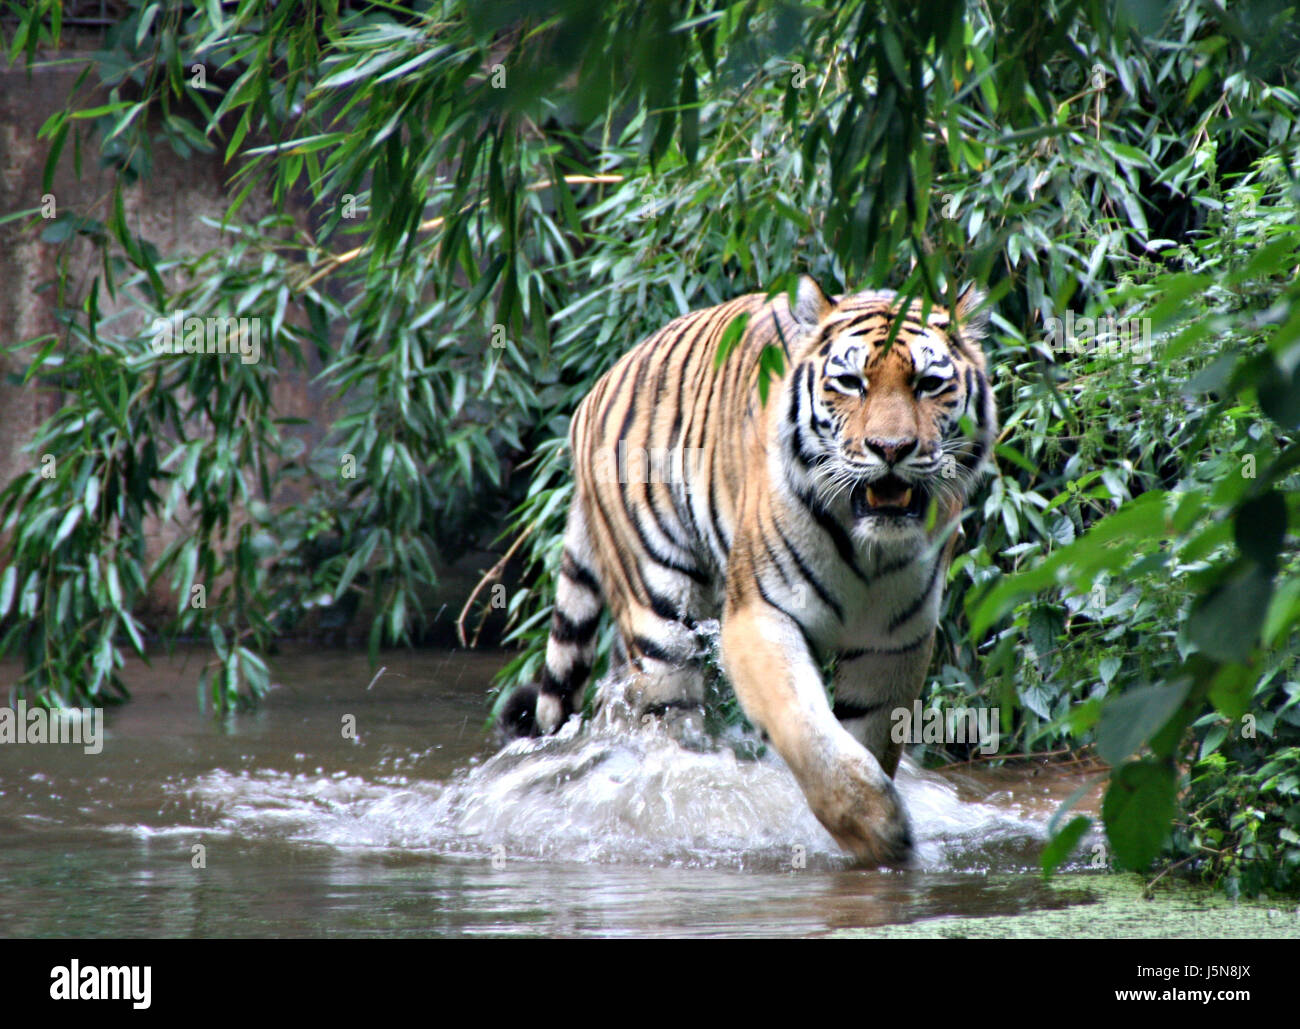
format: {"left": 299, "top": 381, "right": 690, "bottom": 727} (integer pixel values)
{"left": 719, "top": 601, "right": 912, "bottom": 866}
{"left": 831, "top": 635, "right": 936, "bottom": 779}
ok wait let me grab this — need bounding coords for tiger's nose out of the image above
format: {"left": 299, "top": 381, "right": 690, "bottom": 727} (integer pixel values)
{"left": 865, "top": 437, "right": 917, "bottom": 465}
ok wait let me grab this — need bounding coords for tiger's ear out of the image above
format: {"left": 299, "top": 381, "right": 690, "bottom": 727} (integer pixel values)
{"left": 793, "top": 274, "right": 833, "bottom": 327}
{"left": 954, "top": 283, "right": 989, "bottom": 341}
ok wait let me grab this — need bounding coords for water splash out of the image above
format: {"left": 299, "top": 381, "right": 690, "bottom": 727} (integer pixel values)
{"left": 174, "top": 710, "right": 1050, "bottom": 871}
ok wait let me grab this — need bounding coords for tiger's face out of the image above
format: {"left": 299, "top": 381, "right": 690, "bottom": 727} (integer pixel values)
{"left": 792, "top": 283, "right": 994, "bottom": 542}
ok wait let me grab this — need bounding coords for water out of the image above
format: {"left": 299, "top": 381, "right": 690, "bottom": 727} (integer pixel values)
{"left": 0, "top": 646, "right": 1107, "bottom": 938}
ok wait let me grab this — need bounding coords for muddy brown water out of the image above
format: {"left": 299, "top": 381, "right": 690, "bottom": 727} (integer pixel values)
{"left": 0, "top": 646, "right": 1107, "bottom": 938}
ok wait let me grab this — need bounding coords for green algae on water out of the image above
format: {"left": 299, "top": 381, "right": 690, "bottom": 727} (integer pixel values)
{"left": 830, "top": 873, "right": 1300, "bottom": 939}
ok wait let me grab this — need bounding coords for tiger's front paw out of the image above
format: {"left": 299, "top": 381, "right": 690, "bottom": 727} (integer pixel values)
{"left": 810, "top": 752, "right": 913, "bottom": 867}
{"left": 824, "top": 782, "right": 912, "bottom": 867}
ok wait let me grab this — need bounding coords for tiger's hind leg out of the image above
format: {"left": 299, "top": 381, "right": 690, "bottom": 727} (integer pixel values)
{"left": 594, "top": 597, "right": 710, "bottom": 745}
{"left": 533, "top": 503, "right": 605, "bottom": 735}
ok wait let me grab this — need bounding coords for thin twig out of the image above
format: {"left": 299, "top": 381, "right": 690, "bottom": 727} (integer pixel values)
{"left": 935, "top": 744, "right": 1100, "bottom": 770}
{"left": 455, "top": 523, "right": 536, "bottom": 648}
{"left": 1143, "top": 853, "right": 1198, "bottom": 896}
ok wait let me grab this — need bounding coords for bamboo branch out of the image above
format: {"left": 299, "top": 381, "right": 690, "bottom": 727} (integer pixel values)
{"left": 292, "top": 174, "right": 625, "bottom": 293}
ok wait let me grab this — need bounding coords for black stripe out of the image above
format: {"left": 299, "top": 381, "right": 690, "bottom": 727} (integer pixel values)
{"left": 677, "top": 422, "right": 712, "bottom": 554}
{"left": 875, "top": 552, "right": 916, "bottom": 577}
{"left": 772, "top": 519, "right": 844, "bottom": 621}
{"left": 561, "top": 551, "right": 601, "bottom": 594}
{"left": 719, "top": 298, "right": 753, "bottom": 406}
{"left": 793, "top": 487, "right": 868, "bottom": 585}
{"left": 708, "top": 475, "right": 731, "bottom": 553}
{"left": 584, "top": 455, "right": 653, "bottom": 610}
{"left": 645, "top": 479, "right": 693, "bottom": 553}
{"left": 887, "top": 557, "right": 944, "bottom": 633}
{"left": 637, "top": 429, "right": 696, "bottom": 549}
{"left": 792, "top": 420, "right": 822, "bottom": 471}
{"left": 645, "top": 584, "right": 697, "bottom": 631}
{"left": 641, "top": 340, "right": 694, "bottom": 555}
{"left": 792, "top": 425, "right": 823, "bottom": 470}
{"left": 628, "top": 495, "right": 705, "bottom": 582}
{"left": 784, "top": 361, "right": 805, "bottom": 432}
{"left": 770, "top": 307, "right": 790, "bottom": 359}
{"left": 644, "top": 544, "right": 708, "bottom": 585}
{"left": 788, "top": 363, "right": 829, "bottom": 469}
{"left": 608, "top": 342, "right": 658, "bottom": 488}
{"left": 758, "top": 531, "right": 794, "bottom": 589}
{"left": 641, "top": 531, "right": 706, "bottom": 583}
{"left": 615, "top": 462, "right": 708, "bottom": 585}
{"left": 614, "top": 370, "right": 643, "bottom": 463}
{"left": 551, "top": 610, "right": 600, "bottom": 644}
{"left": 641, "top": 698, "right": 704, "bottom": 716}
{"left": 977, "top": 368, "right": 993, "bottom": 434}
{"left": 541, "top": 659, "right": 590, "bottom": 697}
{"left": 873, "top": 550, "right": 915, "bottom": 574}
{"left": 632, "top": 634, "right": 681, "bottom": 663}
{"left": 687, "top": 303, "right": 751, "bottom": 568}
{"left": 948, "top": 321, "right": 976, "bottom": 362}
{"left": 754, "top": 576, "right": 820, "bottom": 661}
{"left": 597, "top": 354, "right": 639, "bottom": 438}
{"left": 667, "top": 356, "right": 691, "bottom": 450}
{"left": 666, "top": 325, "right": 707, "bottom": 541}
{"left": 839, "top": 631, "right": 930, "bottom": 660}
{"left": 833, "top": 698, "right": 890, "bottom": 720}
{"left": 805, "top": 359, "right": 833, "bottom": 433}
{"left": 837, "top": 311, "right": 890, "bottom": 334}
{"left": 579, "top": 363, "right": 657, "bottom": 615}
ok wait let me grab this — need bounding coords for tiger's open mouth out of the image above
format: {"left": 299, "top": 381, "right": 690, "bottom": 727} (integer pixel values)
{"left": 850, "top": 474, "right": 928, "bottom": 520}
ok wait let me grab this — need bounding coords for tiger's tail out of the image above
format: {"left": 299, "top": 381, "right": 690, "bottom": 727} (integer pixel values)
{"left": 500, "top": 499, "right": 604, "bottom": 738}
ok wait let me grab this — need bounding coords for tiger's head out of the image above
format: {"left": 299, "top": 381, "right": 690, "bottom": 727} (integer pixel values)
{"left": 782, "top": 275, "right": 997, "bottom": 544}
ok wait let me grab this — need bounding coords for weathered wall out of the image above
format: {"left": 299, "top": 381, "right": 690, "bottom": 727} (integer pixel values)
{"left": 0, "top": 49, "right": 491, "bottom": 643}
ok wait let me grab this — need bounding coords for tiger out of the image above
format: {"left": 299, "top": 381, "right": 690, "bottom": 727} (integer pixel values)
{"left": 500, "top": 276, "right": 996, "bottom": 865}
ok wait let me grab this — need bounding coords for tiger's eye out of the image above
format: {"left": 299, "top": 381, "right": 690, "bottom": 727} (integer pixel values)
{"left": 916, "top": 375, "right": 944, "bottom": 394}
{"left": 834, "top": 374, "right": 863, "bottom": 393}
